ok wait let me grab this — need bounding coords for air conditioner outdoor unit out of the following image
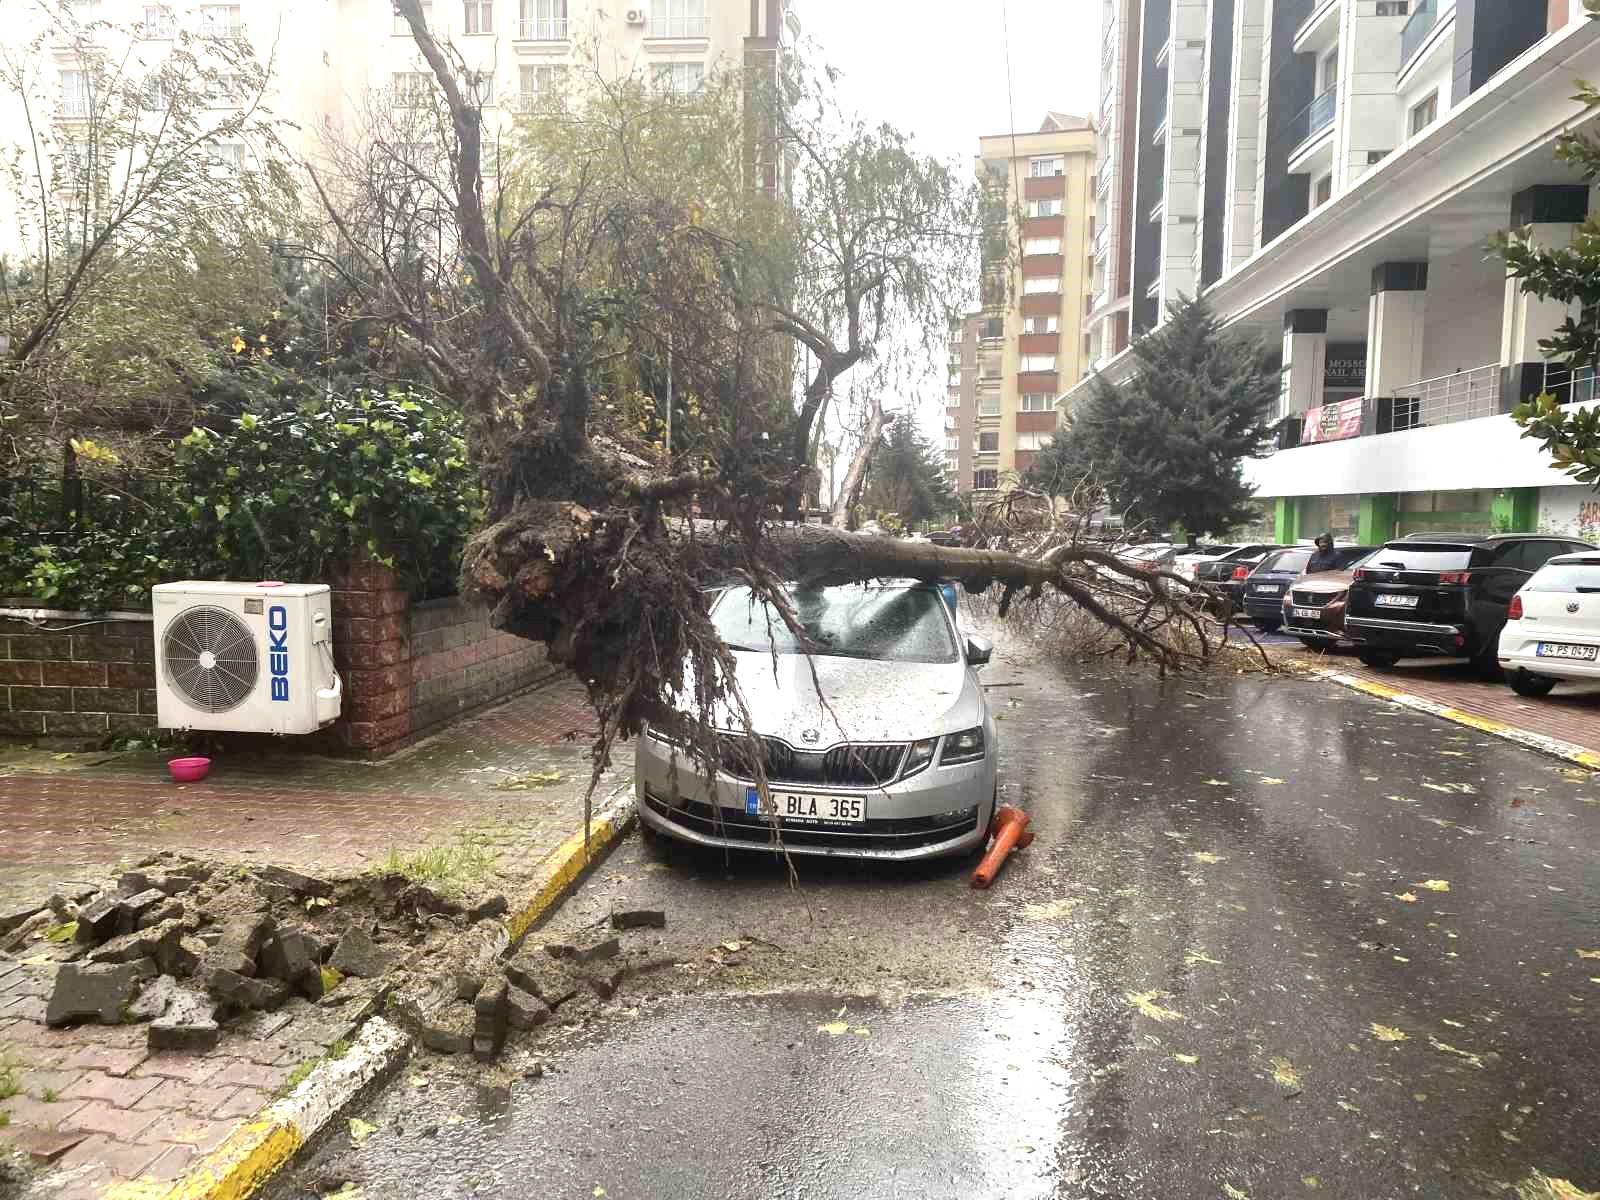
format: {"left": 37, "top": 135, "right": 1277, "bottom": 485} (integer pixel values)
{"left": 625, "top": 8, "right": 646, "bottom": 24}
{"left": 152, "top": 581, "right": 342, "bottom": 735}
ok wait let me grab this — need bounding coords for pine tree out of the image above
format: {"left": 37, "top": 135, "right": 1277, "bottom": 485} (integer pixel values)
{"left": 1032, "top": 296, "right": 1276, "bottom": 535}
{"left": 860, "top": 415, "right": 954, "bottom": 526}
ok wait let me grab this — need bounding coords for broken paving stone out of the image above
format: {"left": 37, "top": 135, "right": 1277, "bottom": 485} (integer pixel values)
{"left": 74, "top": 895, "right": 122, "bottom": 944}
{"left": 160, "top": 935, "right": 207, "bottom": 979}
{"left": 329, "top": 927, "right": 395, "bottom": 978}
{"left": 505, "top": 984, "right": 550, "bottom": 1031}
{"left": 46, "top": 959, "right": 153, "bottom": 1027}
{"left": 117, "top": 888, "right": 170, "bottom": 934}
{"left": 473, "top": 978, "right": 508, "bottom": 1061}
{"left": 418, "top": 1002, "right": 476, "bottom": 1055}
{"left": 503, "top": 955, "right": 581, "bottom": 1008}
{"left": 118, "top": 870, "right": 152, "bottom": 895}
{"left": 467, "top": 895, "right": 508, "bottom": 922}
{"left": 148, "top": 990, "right": 220, "bottom": 1051}
{"left": 584, "top": 965, "right": 626, "bottom": 1002}
{"left": 151, "top": 874, "right": 194, "bottom": 896}
{"left": 127, "top": 974, "right": 180, "bottom": 1022}
{"left": 610, "top": 909, "right": 667, "bottom": 931}
{"left": 545, "top": 936, "right": 620, "bottom": 964}
{"left": 256, "top": 864, "right": 335, "bottom": 898}
{"left": 454, "top": 970, "right": 486, "bottom": 1002}
{"left": 207, "top": 968, "right": 290, "bottom": 1011}
{"left": 258, "top": 929, "right": 316, "bottom": 984}
{"left": 200, "top": 912, "right": 276, "bottom": 981}
{"left": 1, "top": 901, "right": 45, "bottom": 937}
{"left": 46, "top": 894, "right": 75, "bottom": 922}
{"left": 137, "top": 898, "right": 188, "bottom": 929}
{"left": 399, "top": 883, "right": 463, "bottom": 916}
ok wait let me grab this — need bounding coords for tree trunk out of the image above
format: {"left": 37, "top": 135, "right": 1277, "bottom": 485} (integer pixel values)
{"left": 829, "top": 398, "right": 887, "bottom": 528}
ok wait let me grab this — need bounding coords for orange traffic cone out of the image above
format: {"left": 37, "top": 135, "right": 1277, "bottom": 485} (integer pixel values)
{"left": 971, "top": 805, "right": 1032, "bottom": 889}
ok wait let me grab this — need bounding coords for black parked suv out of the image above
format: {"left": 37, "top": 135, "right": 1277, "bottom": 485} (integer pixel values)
{"left": 1344, "top": 533, "right": 1597, "bottom": 673}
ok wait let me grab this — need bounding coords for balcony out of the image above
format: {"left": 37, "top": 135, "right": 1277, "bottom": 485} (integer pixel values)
{"left": 1373, "top": 363, "right": 1499, "bottom": 432}
{"left": 1286, "top": 87, "right": 1337, "bottom": 153}
{"left": 1400, "top": 0, "right": 1436, "bottom": 68}
{"left": 517, "top": 16, "right": 567, "bottom": 39}
{"left": 649, "top": 15, "right": 706, "bottom": 38}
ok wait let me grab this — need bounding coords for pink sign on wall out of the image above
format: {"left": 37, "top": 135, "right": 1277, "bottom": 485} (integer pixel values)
{"left": 1300, "top": 396, "right": 1364, "bottom": 444}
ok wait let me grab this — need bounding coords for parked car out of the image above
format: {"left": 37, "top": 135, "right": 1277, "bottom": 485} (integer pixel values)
{"left": 1240, "top": 546, "right": 1322, "bottom": 629}
{"left": 1344, "top": 533, "right": 1596, "bottom": 673}
{"left": 1194, "top": 544, "right": 1286, "bottom": 612}
{"left": 1277, "top": 547, "right": 1381, "bottom": 646}
{"left": 1172, "top": 544, "right": 1242, "bottom": 581}
{"left": 636, "top": 580, "right": 998, "bottom": 860}
{"left": 1497, "top": 551, "right": 1600, "bottom": 696}
{"left": 1117, "top": 542, "right": 1182, "bottom": 570}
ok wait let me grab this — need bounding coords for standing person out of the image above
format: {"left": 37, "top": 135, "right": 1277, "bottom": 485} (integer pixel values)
{"left": 1306, "top": 532, "right": 1340, "bottom": 574}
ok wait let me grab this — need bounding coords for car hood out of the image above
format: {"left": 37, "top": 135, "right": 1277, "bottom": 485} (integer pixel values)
{"left": 719, "top": 652, "right": 982, "bottom": 744}
{"left": 1294, "top": 569, "right": 1356, "bottom": 594}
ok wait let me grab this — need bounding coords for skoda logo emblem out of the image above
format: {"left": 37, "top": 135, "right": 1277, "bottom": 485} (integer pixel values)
{"left": 800, "top": 728, "right": 820, "bottom": 744}
{"left": 1568, "top": 602, "right": 1581, "bottom": 614}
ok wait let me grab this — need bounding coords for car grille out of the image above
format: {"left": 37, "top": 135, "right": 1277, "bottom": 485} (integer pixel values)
{"left": 644, "top": 792, "right": 980, "bottom": 849}
{"left": 715, "top": 734, "right": 908, "bottom": 787}
{"left": 1290, "top": 590, "right": 1326, "bottom": 607}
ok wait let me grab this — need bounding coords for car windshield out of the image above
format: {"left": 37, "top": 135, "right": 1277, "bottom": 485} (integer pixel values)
{"left": 1370, "top": 545, "right": 1473, "bottom": 572}
{"left": 1223, "top": 544, "right": 1276, "bottom": 560}
{"left": 711, "top": 585, "right": 959, "bottom": 664}
{"left": 1259, "top": 548, "right": 1313, "bottom": 573}
{"left": 1324, "top": 546, "right": 1375, "bottom": 570}
{"left": 1527, "top": 560, "right": 1600, "bottom": 593}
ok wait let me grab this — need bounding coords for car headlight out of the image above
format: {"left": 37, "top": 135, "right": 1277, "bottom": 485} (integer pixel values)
{"left": 902, "top": 736, "right": 938, "bottom": 778}
{"left": 940, "top": 726, "right": 985, "bottom": 766}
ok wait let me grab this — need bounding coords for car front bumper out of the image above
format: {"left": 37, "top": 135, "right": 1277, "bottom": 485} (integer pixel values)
{"left": 1242, "top": 590, "right": 1288, "bottom": 621}
{"left": 635, "top": 735, "right": 997, "bottom": 861}
{"left": 1498, "top": 631, "right": 1600, "bottom": 681}
{"left": 1344, "top": 615, "right": 1467, "bottom": 657}
{"left": 1280, "top": 602, "right": 1351, "bottom": 643}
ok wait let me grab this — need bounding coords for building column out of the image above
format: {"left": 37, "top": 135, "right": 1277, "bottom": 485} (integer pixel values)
{"left": 1501, "top": 184, "right": 1590, "bottom": 410}
{"left": 1274, "top": 496, "right": 1299, "bottom": 543}
{"left": 1491, "top": 488, "right": 1539, "bottom": 534}
{"left": 1357, "top": 493, "right": 1397, "bottom": 545}
{"left": 1366, "top": 262, "right": 1429, "bottom": 399}
{"left": 1280, "top": 309, "right": 1328, "bottom": 418}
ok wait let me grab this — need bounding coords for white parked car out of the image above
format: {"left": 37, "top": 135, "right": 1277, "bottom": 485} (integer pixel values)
{"left": 1172, "top": 543, "right": 1242, "bottom": 580}
{"left": 1497, "top": 551, "right": 1600, "bottom": 696}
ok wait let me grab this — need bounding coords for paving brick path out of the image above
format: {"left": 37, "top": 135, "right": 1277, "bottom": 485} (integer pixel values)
{"left": 0, "top": 672, "right": 629, "bottom": 1197}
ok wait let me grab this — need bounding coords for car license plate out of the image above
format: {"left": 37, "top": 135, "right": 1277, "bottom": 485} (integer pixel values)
{"left": 1375, "top": 594, "right": 1419, "bottom": 608}
{"left": 745, "top": 788, "right": 866, "bottom": 825}
{"left": 1253, "top": 584, "right": 1281, "bottom": 594}
{"left": 1292, "top": 607, "right": 1321, "bottom": 619}
{"left": 1536, "top": 642, "right": 1598, "bottom": 661}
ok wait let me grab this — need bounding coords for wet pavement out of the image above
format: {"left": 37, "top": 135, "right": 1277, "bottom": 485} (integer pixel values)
{"left": 267, "top": 635, "right": 1600, "bottom": 1200}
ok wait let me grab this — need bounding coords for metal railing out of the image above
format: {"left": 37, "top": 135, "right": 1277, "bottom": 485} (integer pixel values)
{"left": 1374, "top": 362, "right": 1499, "bottom": 431}
{"left": 517, "top": 16, "right": 567, "bottom": 39}
{"left": 1400, "top": 0, "right": 1436, "bottom": 67}
{"left": 1285, "top": 87, "right": 1337, "bottom": 152}
{"left": 649, "top": 14, "right": 706, "bottom": 37}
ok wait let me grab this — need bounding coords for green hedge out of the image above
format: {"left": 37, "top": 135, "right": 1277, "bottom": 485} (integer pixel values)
{"left": 0, "top": 389, "right": 479, "bottom": 611}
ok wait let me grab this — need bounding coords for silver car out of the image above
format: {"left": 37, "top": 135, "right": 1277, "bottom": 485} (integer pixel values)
{"left": 636, "top": 581, "right": 999, "bottom": 860}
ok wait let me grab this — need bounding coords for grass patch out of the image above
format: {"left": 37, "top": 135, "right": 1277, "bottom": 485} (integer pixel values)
{"left": 275, "top": 1039, "right": 356, "bottom": 1098}
{"left": 0, "top": 1050, "right": 21, "bottom": 1101}
{"left": 39, "top": 1087, "right": 58, "bottom": 1103}
{"left": 375, "top": 831, "right": 498, "bottom": 897}
{"left": 327, "top": 1038, "right": 352, "bottom": 1060}
{"left": 43, "top": 921, "right": 77, "bottom": 944}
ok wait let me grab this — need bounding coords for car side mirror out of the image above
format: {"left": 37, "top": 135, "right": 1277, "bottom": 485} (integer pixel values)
{"left": 966, "top": 635, "right": 992, "bottom": 667}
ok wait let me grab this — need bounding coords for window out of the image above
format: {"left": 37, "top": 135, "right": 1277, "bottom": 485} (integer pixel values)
{"left": 519, "top": 64, "right": 567, "bottom": 108}
{"left": 1028, "top": 156, "right": 1064, "bottom": 178}
{"left": 519, "top": 0, "right": 566, "bottom": 39}
{"left": 1022, "top": 277, "right": 1060, "bottom": 295}
{"left": 460, "top": 69, "right": 494, "bottom": 104}
{"left": 393, "top": 71, "right": 432, "bottom": 106}
{"left": 1023, "top": 316, "right": 1058, "bottom": 335}
{"left": 1409, "top": 92, "right": 1437, "bottom": 137}
{"left": 1375, "top": 1, "right": 1408, "bottom": 13}
{"left": 1020, "top": 354, "right": 1057, "bottom": 372}
{"left": 393, "top": 2, "right": 432, "bottom": 34}
{"left": 1020, "top": 392, "right": 1054, "bottom": 411}
{"left": 142, "top": 75, "right": 170, "bottom": 111}
{"left": 199, "top": 5, "right": 242, "bottom": 36}
{"left": 142, "top": 5, "right": 174, "bottom": 36}
{"left": 979, "top": 396, "right": 1001, "bottom": 416}
{"left": 210, "top": 142, "right": 246, "bottom": 172}
{"left": 1319, "top": 48, "right": 1338, "bottom": 94}
{"left": 973, "top": 469, "right": 999, "bottom": 490}
{"left": 60, "top": 69, "right": 91, "bottom": 119}
{"left": 1027, "top": 198, "right": 1062, "bottom": 218}
{"left": 651, "top": 0, "right": 706, "bottom": 38}
{"left": 944, "top": 437, "right": 958, "bottom": 452}
{"left": 976, "top": 432, "right": 999, "bottom": 453}
{"left": 1016, "top": 432, "right": 1051, "bottom": 451}
{"left": 653, "top": 62, "right": 705, "bottom": 95}
{"left": 463, "top": 0, "right": 492, "bottom": 32}
{"left": 1313, "top": 173, "right": 1332, "bottom": 208}
{"left": 68, "top": 0, "right": 99, "bottom": 21}
{"left": 1023, "top": 237, "right": 1061, "bottom": 256}
{"left": 205, "top": 74, "right": 245, "bottom": 108}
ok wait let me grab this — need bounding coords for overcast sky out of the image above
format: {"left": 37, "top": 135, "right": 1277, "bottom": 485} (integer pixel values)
{"left": 793, "top": 0, "right": 1103, "bottom": 471}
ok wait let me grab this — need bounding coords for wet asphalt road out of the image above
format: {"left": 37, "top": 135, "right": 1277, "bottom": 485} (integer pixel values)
{"left": 269, "top": 636, "right": 1600, "bottom": 1200}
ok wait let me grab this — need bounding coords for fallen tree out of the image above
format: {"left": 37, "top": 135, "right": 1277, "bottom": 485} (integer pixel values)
{"left": 313, "top": 4, "right": 1255, "bottom": 818}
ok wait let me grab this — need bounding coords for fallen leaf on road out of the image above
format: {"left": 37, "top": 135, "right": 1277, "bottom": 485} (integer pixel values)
{"left": 1303, "top": 1176, "right": 1321, "bottom": 1189}
{"left": 1394, "top": 892, "right": 1418, "bottom": 903}
{"left": 1259, "top": 777, "right": 1286, "bottom": 786}
{"left": 348, "top": 1118, "right": 378, "bottom": 1145}
{"left": 1393, "top": 955, "right": 1411, "bottom": 963}
{"left": 1336, "top": 1100, "right": 1362, "bottom": 1113}
{"left": 324, "top": 1187, "right": 364, "bottom": 1200}
{"left": 1022, "top": 898, "right": 1080, "bottom": 920}
{"left": 1192, "top": 852, "right": 1223, "bottom": 864}
{"left": 852, "top": 1027, "right": 869, "bottom": 1037}
{"left": 1559, "top": 768, "right": 1594, "bottom": 781}
{"left": 1438, "top": 750, "right": 1466, "bottom": 757}
{"left": 594, "top": 1188, "right": 606, "bottom": 1198}
{"left": 492, "top": 768, "right": 564, "bottom": 791}
{"left": 1423, "top": 781, "right": 1476, "bottom": 794}
{"left": 1516, "top": 1170, "right": 1600, "bottom": 1200}
{"left": 1186, "top": 949, "right": 1223, "bottom": 967}
{"left": 1224, "top": 1185, "right": 1251, "bottom": 1199}
{"left": 444, "top": 1114, "right": 463, "bottom": 1126}
{"left": 1203, "top": 779, "right": 1229, "bottom": 786}
{"left": 1126, "top": 990, "right": 1185, "bottom": 1022}
{"left": 1577, "top": 950, "right": 1600, "bottom": 960}
{"left": 1428, "top": 1036, "right": 1485, "bottom": 1069}
{"left": 1387, "top": 795, "right": 1418, "bottom": 804}
{"left": 816, "top": 1021, "right": 850, "bottom": 1036}
{"left": 1270, "top": 1056, "right": 1302, "bottom": 1090}
{"left": 720, "top": 940, "right": 744, "bottom": 953}
{"left": 1416, "top": 880, "right": 1450, "bottom": 892}
{"left": 1174, "top": 1054, "right": 1199, "bottom": 1065}
{"left": 1370, "top": 1023, "right": 1408, "bottom": 1042}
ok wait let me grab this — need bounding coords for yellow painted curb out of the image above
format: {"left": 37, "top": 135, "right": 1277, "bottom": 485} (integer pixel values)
{"left": 505, "top": 786, "right": 635, "bottom": 943}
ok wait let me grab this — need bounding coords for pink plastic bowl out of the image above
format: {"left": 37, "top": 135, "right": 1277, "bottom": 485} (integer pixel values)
{"left": 167, "top": 756, "right": 211, "bottom": 783}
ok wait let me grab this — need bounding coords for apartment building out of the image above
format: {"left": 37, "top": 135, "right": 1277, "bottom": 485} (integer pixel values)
{"left": 1078, "top": 0, "right": 1600, "bottom": 543}
{"left": 0, "top": 0, "right": 797, "bottom": 256}
{"left": 945, "top": 113, "right": 1096, "bottom": 495}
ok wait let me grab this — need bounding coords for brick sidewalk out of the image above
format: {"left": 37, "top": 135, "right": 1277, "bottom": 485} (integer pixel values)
{"left": 1294, "top": 648, "right": 1600, "bottom": 757}
{"left": 0, "top": 672, "right": 631, "bottom": 1198}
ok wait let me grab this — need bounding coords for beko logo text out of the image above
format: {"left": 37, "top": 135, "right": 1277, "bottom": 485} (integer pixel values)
{"left": 268, "top": 605, "right": 289, "bottom": 701}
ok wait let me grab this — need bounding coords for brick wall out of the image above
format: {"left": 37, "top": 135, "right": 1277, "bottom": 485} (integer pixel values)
{"left": 2, "top": 562, "right": 558, "bottom": 754}
{"left": 0, "top": 615, "right": 158, "bottom": 745}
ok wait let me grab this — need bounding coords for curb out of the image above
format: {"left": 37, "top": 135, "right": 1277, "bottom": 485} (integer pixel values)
{"left": 120, "top": 784, "right": 638, "bottom": 1200}
{"left": 1316, "top": 669, "right": 1600, "bottom": 771}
